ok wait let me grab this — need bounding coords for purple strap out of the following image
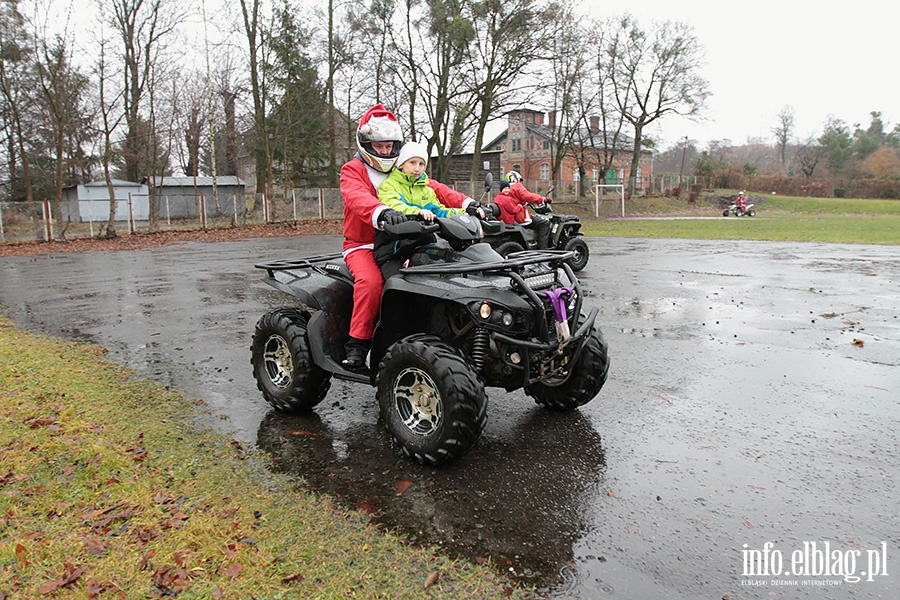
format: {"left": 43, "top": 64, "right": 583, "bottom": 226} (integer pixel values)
{"left": 539, "top": 287, "right": 573, "bottom": 323}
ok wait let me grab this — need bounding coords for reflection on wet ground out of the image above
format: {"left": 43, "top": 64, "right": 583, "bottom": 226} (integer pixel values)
{"left": 257, "top": 401, "right": 605, "bottom": 587}
{"left": 1, "top": 237, "right": 897, "bottom": 599}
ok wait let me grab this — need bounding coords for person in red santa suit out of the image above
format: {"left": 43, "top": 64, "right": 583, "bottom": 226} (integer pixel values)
{"left": 340, "top": 104, "right": 479, "bottom": 370}
{"left": 494, "top": 170, "right": 552, "bottom": 249}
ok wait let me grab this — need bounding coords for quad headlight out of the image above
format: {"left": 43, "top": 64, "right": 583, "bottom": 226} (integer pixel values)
{"left": 473, "top": 301, "right": 518, "bottom": 330}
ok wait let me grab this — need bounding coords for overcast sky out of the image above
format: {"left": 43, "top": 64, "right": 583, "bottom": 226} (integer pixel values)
{"left": 605, "top": 0, "right": 898, "bottom": 151}
{"left": 49, "top": 0, "right": 897, "bottom": 154}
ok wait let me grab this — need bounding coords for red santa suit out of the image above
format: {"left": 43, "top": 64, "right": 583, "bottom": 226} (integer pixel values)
{"left": 341, "top": 155, "right": 473, "bottom": 340}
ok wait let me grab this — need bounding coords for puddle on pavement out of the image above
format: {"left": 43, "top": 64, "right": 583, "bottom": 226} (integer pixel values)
{"left": 256, "top": 400, "right": 608, "bottom": 589}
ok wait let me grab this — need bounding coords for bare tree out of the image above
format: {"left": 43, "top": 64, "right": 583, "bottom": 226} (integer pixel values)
{"left": 605, "top": 16, "right": 709, "bottom": 195}
{"left": 103, "top": 0, "right": 184, "bottom": 184}
{"left": 773, "top": 104, "right": 794, "bottom": 169}
{"left": 411, "top": 0, "right": 476, "bottom": 180}
{"left": 238, "top": 0, "right": 270, "bottom": 197}
{"left": 94, "top": 33, "right": 126, "bottom": 238}
{"left": 542, "top": 9, "right": 587, "bottom": 185}
{"left": 464, "top": 0, "right": 557, "bottom": 188}
{"left": 794, "top": 135, "right": 820, "bottom": 182}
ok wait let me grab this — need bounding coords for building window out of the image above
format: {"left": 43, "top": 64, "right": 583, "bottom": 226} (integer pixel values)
{"left": 511, "top": 138, "right": 521, "bottom": 152}
{"left": 540, "top": 164, "right": 549, "bottom": 181}
{"left": 543, "top": 140, "right": 550, "bottom": 150}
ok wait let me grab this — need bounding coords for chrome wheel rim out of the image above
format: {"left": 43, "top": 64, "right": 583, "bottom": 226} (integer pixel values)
{"left": 393, "top": 367, "right": 442, "bottom": 436}
{"left": 263, "top": 334, "right": 293, "bottom": 388}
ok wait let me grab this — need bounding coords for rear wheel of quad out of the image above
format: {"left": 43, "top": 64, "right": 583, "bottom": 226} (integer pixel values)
{"left": 251, "top": 308, "right": 331, "bottom": 412}
{"left": 377, "top": 334, "right": 487, "bottom": 466}
{"left": 525, "top": 321, "right": 609, "bottom": 411}
{"left": 563, "top": 237, "right": 589, "bottom": 271}
{"left": 494, "top": 240, "right": 525, "bottom": 259}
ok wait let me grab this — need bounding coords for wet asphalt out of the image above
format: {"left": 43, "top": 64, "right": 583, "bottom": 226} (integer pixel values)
{"left": 1, "top": 235, "right": 897, "bottom": 599}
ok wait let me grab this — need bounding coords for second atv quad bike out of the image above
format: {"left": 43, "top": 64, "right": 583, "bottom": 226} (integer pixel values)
{"left": 251, "top": 214, "right": 609, "bottom": 465}
{"left": 481, "top": 181, "right": 590, "bottom": 271}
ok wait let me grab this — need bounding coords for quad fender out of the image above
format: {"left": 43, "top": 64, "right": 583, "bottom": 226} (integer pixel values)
{"left": 484, "top": 223, "right": 535, "bottom": 248}
{"left": 256, "top": 255, "right": 356, "bottom": 376}
{"left": 256, "top": 254, "right": 353, "bottom": 312}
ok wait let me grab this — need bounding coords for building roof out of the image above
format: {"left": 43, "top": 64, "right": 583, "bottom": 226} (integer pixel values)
{"left": 154, "top": 176, "right": 247, "bottom": 187}
{"left": 82, "top": 179, "right": 143, "bottom": 188}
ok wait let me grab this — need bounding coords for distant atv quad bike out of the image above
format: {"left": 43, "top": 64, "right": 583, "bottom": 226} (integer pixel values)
{"left": 251, "top": 213, "right": 609, "bottom": 466}
{"left": 723, "top": 193, "right": 756, "bottom": 217}
{"left": 480, "top": 175, "right": 590, "bottom": 271}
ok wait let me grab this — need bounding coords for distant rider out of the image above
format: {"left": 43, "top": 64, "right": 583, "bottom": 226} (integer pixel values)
{"left": 492, "top": 170, "right": 552, "bottom": 249}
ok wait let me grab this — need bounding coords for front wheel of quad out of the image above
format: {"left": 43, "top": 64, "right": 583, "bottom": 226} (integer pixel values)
{"left": 377, "top": 334, "right": 487, "bottom": 465}
{"left": 251, "top": 308, "right": 331, "bottom": 412}
{"left": 494, "top": 239, "right": 525, "bottom": 259}
{"left": 563, "top": 237, "right": 590, "bottom": 271}
{"left": 723, "top": 209, "right": 730, "bottom": 217}
{"left": 747, "top": 209, "right": 756, "bottom": 217}
{"left": 525, "top": 322, "right": 610, "bottom": 411}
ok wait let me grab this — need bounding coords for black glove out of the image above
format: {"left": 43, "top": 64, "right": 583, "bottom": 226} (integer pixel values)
{"left": 465, "top": 202, "right": 481, "bottom": 216}
{"left": 378, "top": 209, "right": 406, "bottom": 226}
{"left": 480, "top": 203, "right": 500, "bottom": 218}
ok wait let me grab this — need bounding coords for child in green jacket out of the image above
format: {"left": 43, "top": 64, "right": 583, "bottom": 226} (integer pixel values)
{"left": 377, "top": 141, "right": 465, "bottom": 221}
{"left": 374, "top": 141, "right": 476, "bottom": 276}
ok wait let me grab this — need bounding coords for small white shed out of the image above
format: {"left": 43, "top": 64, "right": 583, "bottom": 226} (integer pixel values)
{"left": 60, "top": 179, "right": 149, "bottom": 222}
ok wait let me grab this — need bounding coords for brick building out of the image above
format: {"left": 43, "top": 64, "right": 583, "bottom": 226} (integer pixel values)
{"left": 483, "top": 109, "right": 652, "bottom": 195}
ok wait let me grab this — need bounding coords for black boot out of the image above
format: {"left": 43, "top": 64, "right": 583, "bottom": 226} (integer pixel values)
{"left": 533, "top": 215, "right": 552, "bottom": 249}
{"left": 342, "top": 337, "right": 371, "bottom": 370}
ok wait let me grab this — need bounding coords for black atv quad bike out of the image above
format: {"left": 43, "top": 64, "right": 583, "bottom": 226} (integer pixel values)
{"left": 251, "top": 214, "right": 609, "bottom": 466}
{"left": 481, "top": 182, "right": 590, "bottom": 271}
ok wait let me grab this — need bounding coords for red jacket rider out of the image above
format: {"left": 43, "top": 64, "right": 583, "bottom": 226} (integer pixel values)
{"left": 340, "top": 104, "right": 474, "bottom": 369}
{"left": 492, "top": 171, "right": 552, "bottom": 249}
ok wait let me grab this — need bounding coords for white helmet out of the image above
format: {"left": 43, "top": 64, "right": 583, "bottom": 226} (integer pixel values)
{"left": 505, "top": 170, "right": 523, "bottom": 184}
{"left": 356, "top": 104, "right": 402, "bottom": 173}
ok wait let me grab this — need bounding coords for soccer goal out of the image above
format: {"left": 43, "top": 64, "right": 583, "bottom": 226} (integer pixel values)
{"left": 593, "top": 184, "right": 626, "bottom": 217}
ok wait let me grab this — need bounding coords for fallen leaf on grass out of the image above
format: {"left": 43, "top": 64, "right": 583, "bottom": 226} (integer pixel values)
{"left": 153, "top": 566, "right": 190, "bottom": 594}
{"left": 83, "top": 536, "right": 106, "bottom": 556}
{"left": 86, "top": 579, "right": 104, "bottom": 598}
{"left": 38, "top": 562, "right": 88, "bottom": 594}
{"left": 225, "top": 562, "right": 243, "bottom": 578}
{"left": 395, "top": 480, "right": 413, "bottom": 496}
{"left": 424, "top": 572, "right": 440, "bottom": 589}
{"left": 282, "top": 573, "right": 305, "bottom": 583}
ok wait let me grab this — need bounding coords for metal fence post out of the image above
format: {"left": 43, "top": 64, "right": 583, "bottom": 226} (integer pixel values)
{"left": 128, "top": 193, "right": 136, "bottom": 234}
{"left": 42, "top": 199, "right": 53, "bottom": 241}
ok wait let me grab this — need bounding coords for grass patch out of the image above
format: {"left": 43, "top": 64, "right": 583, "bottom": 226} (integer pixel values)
{"left": 580, "top": 214, "right": 900, "bottom": 244}
{"left": 549, "top": 191, "right": 900, "bottom": 245}
{"left": 0, "top": 316, "right": 524, "bottom": 599}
